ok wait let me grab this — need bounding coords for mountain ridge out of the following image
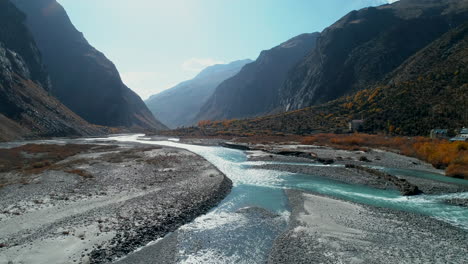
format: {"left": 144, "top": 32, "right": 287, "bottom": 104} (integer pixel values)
{"left": 195, "top": 32, "right": 320, "bottom": 122}
{"left": 12, "top": 0, "right": 168, "bottom": 130}
{"left": 180, "top": 21, "right": 468, "bottom": 137}
{"left": 0, "top": 0, "right": 103, "bottom": 141}
{"left": 280, "top": 0, "right": 468, "bottom": 111}
{"left": 146, "top": 59, "right": 252, "bottom": 128}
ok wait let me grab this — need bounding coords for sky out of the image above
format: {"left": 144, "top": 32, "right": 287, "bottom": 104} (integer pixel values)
{"left": 57, "top": 0, "right": 397, "bottom": 100}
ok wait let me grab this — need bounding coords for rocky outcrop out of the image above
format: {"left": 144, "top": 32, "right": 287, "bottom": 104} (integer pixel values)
{"left": 146, "top": 59, "right": 251, "bottom": 128}
{"left": 12, "top": 0, "right": 167, "bottom": 130}
{"left": 0, "top": 0, "right": 50, "bottom": 90}
{"left": 280, "top": 0, "right": 468, "bottom": 111}
{"left": 345, "top": 164, "right": 422, "bottom": 196}
{"left": 219, "top": 142, "right": 252, "bottom": 151}
{"left": 196, "top": 33, "right": 319, "bottom": 121}
{"left": 0, "top": 0, "right": 103, "bottom": 141}
{"left": 356, "top": 21, "right": 468, "bottom": 134}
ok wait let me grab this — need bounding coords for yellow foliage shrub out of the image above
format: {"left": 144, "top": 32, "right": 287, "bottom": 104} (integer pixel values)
{"left": 301, "top": 133, "right": 468, "bottom": 178}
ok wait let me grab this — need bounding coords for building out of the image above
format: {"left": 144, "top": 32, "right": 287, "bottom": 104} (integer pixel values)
{"left": 348, "top": 120, "right": 364, "bottom": 132}
{"left": 450, "top": 128, "right": 468, "bottom": 142}
{"left": 430, "top": 129, "right": 448, "bottom": 139}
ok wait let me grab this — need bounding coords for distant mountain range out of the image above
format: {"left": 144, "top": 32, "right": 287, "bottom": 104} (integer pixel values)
{"left": 1, "top": 0, "right": 467, "bottom": 140}
{"left": 193, "top": 0, "right": 468, "bottom": 124}
{"left": 196, "top": 33, "right": 320, "bottom": 121}
{"left": 196, "top": 20, "right": 468, "bottom": 137}
{"left": 12, "top": 0, "right": 167, "bottom": 130}
{"left": 171, "top": 0, "right": 468, "bottom": 137}
{"left": 145, "top": 59, "right": 252, "bottom": 128}
{"left": 0, "top": 0, "right": 102, "bottom": 141}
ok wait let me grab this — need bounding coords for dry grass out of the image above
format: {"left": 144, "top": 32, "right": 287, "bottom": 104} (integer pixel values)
{"left": 233, "top": 134, "right": 303, "bottom": 144}
{"left": 0, "top": 144, "right": 117, "bottom": 187}
{"left": 302, "top": 133, "right": 411, "bottom": 151}
{"left": 302, "top": 133, "right": 468, "bottom": 179}
{"left": 446, "top": 164, "right": 468, "bottom": 179}
{"left": 445, "top": 151, "right": 468, "bottom": 179}
{"left": 101, "top": 147, "right": 161, "bottom": 163}
{"left": 0, "top": 144, "right": 116, "bottom": 173}
{"left": 65, "top": 169, "right": 93, "bottom": 179}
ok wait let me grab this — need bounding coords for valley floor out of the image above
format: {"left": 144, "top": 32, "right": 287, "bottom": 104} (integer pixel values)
{"left": 269, "top": 190, "right": 468, "bottom": 264}
{"left": 246, "top": 143, "right": 468, "bottom": 263}
{"left": 0, "top": 135, "right": 467, "bottom": 263}
{"left": 245, "top": 144, "right": 468, "bottom": 195}
{"left": 180, "top": 138, "right": 468, "bottom": 263}
{"left": 0, "top": 141, "right": 231, "bottom": 264}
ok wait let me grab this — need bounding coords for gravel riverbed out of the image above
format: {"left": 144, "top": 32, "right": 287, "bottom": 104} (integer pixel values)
{"left": 0, "top": 143, "right": 231, "bottom": 264}
{"left": 245, "top": 145, "right": 468, "bottom": 195}
{"left": 269, "top": 190, "right": 468, "bottom": 264}
{"left": 1, "top": 137, "right": 467, "bottom": 264}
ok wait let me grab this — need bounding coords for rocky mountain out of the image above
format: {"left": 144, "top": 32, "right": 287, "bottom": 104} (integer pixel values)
{"left": 0, "top": 0, "right": 102, "bottom": 141}
{"left": 196, "top": 33, "right": 320, "bottom": 121}
{"left": 145, "top": 60, "right": 252, "bottom": 128}
{"left": 350, "top": 21, "right": 468, "bottom": 135}
{"left": 280, "top": 0, "right": 468, "bottom": 111}
{"left": 12, "top": 0, "right": 167, "bottom": 130}
{"left": 187, "top": 21, "right": 468, "bottom": 137}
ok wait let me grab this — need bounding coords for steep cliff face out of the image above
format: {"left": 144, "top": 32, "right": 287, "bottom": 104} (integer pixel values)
{"left": 0, "top": 0, "right": 50, "bottom": 91}
{"left": 12, "top": 0, "right": 167, "bottom": 130}
{"left": 208, "top": 22, "right": 468, "bottom": 136}
{"left": 146, "top": 59, "right": 252, "bottom": 128}
{"left": 196, "top": 33, "right": 319, "bottom": 121}
{"left": 280, "top": 0, "right": 468, "bottom": 111}
{"left": 0, "top": 0, "right": 102, "bottom": 141}
{"left": 355, "top": 21, "right": 468, "bottom": 135}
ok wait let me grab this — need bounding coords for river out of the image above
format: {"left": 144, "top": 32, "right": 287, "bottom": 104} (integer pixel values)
{"left": 93, "top": 134, "right": 468, "bottom": 263}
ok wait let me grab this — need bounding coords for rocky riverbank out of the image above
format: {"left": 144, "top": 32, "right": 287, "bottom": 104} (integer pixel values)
{"left": 268, "top": 190, "right": 468, "bottom": 264}
{"left": 240, "top": 143, "right": 468, "bottom": 195}
{"left": 174, "top": 138, "right": 468, "bottom": 195}
{"left": 0, "top": 142, "right": 232, "bottom": 264}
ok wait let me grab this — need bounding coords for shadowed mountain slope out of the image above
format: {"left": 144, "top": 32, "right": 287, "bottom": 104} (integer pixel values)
{"left": 0, "top": 0, "right": 103, "bottom": 141}
{"left": 12, "top": 0, "right": 167, "bottom": 130}
{"left": 280, "top": 0, "right": 468, "bottom": 111}
{"left": 195, "top": 33, "right": 320, "bottom": 122}
{"left": 187, "top": 22, "right": 468, "bottom": 137}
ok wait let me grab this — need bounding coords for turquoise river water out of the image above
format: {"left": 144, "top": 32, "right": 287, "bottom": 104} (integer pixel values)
{"left": 98, "top": 134, "right": 468, "bottom": 263}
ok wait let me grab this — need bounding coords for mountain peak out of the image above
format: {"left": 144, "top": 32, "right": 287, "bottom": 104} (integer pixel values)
{"left": 195, "top": 59, "right": 252, "bottom": 80}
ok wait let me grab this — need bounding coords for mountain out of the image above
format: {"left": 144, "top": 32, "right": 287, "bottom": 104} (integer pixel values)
{"left": 347, "top": 21, "right": 468, "bottom": 135}
{"left": 0, "top": 0, "right": 102, "bottom": 141}
{"left": 280, "top": 0, "right": 468, "bottom": 111}
{"left": 145, "top": 59, "right": 252, "bottom": 128}
{"left": 187, "top": 21, "right": 468, "bottom": 137}
{"left": 195, "top": 33, "right": 320, "bottom": 122}
{"left": 12, "top": 0, "right": 167, "bottom": 130}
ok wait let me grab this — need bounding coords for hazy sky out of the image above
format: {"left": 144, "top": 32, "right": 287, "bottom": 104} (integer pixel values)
{"left": 57, "top": 0, "right": 396, "bottom": 100}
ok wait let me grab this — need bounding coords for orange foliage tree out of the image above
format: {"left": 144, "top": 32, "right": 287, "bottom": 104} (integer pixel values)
{"left": 301, "top": 133, "right": 468, "bottom": 179}
{"left": 198, "top": 120, "right": 212, "bottom": 127}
